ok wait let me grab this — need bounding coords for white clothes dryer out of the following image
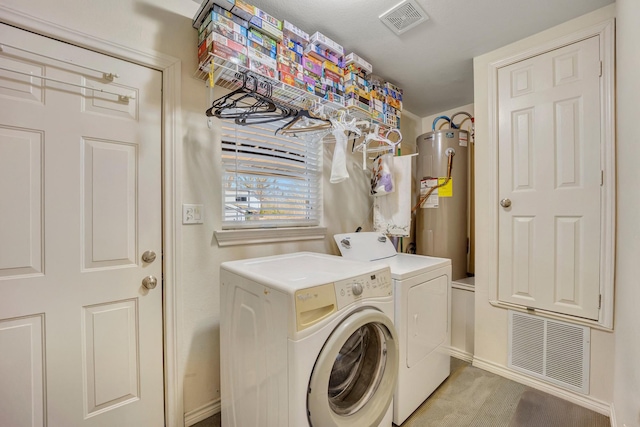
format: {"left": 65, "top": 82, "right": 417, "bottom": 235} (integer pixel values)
{"left": 220, "top": 252, "right": 399, "bottom": 427}
{"left": 334, "top": 232, "right": 452, "bottom": 425}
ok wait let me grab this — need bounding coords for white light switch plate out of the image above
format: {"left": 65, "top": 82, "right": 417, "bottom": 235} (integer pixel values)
{"left": 183, "top": 204, "right": 204, "bottom": 224}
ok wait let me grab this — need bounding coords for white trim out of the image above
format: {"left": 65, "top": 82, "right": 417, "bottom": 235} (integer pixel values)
{"left": 215, "top": 226, "right": 327, "bottom": 247}
{"left": 184, "top": 399, "right": 221, "bottom": 427}
{"left": 472, "top": 356, "right": 611, "bottom": 417}
{"left": 0, "top": 6, "right": 184, "bottom": 427}
{"left": 449, "top": 347, "right": 474, "bottom": 364}
{"left": 486, "top": 18, "right": 616, "bottom": 329}
{"left": 609, "top": 402, "right": 617, "bottom": 427}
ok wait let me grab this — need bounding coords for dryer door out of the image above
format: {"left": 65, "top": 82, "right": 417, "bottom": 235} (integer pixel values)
{"left": 307, "top": 309, "right": 399, "bottom": 427}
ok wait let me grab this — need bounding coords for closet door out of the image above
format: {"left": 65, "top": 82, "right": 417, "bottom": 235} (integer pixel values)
{"left": 0, "top": 23, "right": 164, "bottom": 426}
{"left": 497, "top": 36, "right": 602, "bottom": 320}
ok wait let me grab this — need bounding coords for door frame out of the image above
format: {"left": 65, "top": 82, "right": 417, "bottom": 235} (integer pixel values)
{"left": 0, "top": 5, "right": 184, "bottom": 426}
{"left": 486, "top": 19, "right": 615, "bottom": 329}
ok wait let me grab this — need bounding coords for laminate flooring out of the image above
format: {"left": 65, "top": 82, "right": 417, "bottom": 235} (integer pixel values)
{"left": 192, "top": 358, "right": 609, "bottom": 427}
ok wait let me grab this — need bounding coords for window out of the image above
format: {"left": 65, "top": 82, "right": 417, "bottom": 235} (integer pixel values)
{"left": 220, "top": 121, "right": 322, "bottom": 229}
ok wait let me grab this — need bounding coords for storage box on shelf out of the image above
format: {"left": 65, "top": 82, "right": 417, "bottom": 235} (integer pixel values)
{"left": 192, "top": 1, "right": 400, "bottom": 131}
{"left": 197, "top": 54, "right": 384, "bottom": 126}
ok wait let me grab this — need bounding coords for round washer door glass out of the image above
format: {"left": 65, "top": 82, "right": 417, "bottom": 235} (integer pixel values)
{"left": 307, "top": 309, "right": 398, "bottom": 427}
{"left": 328, "top": 323, "right": 387, "bottom": 415}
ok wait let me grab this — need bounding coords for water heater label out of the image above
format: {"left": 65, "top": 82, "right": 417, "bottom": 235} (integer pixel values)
{"left": 438, "top": 177, "right": 453, "bottom": 197}
{"left": 420, "top": 179, "right": 439, "bottom": 208}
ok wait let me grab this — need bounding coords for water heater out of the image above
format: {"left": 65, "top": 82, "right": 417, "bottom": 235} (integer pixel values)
{"left": 415, "top": 129, "right": 469, "bottom": 280}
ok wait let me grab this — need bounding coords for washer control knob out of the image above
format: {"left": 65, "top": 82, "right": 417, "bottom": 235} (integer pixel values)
{"left": 352, "top": 282, "right": 363, "bottom": 296}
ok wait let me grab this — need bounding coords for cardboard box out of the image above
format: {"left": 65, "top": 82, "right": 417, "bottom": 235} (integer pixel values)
{"left": 248, "top": 41, "right": 276, "bottom": 59}
{"left": 323, "top": 60, "right": 343, "bottom": 77}
{"left": 198, "top": 38, "right": 248, "bottom": 68}
{"left": 248, "top": 46, "right": 276, "bottom": 66}
{"left": 253, "top": 6, "right": 283, "bottom": 30}
{"left": 279, "top": 71, "right": 306, "bottom": 90}
{"left": 210, "top": 32, "right": 248, "bottom": 55}
{"left": 202, "top": 21, "right": 247, "bottom": 46}
{"left": 277, "top": 62, "right": 303, "bottom": 80}
{"left": 212, "top": 4, "right": 248, "bottom": 28}
{"left": 283, "top": 20, "right": 309, "bottom": 45}
{"left": 323, "top": 68, "right": 343, "bottom": 85}
{"left": 310, "top": 32, "right": 344, "bottom": 56}
{"left": 249, "top": 15, "right": 283, "bottom": 41}
{"left": 304, "top": 43, "right": 342, "bottom": 66}
{"left": 192, "top": 0, "right": 236, "bottom": 29}
{"left": 200, "top": 11, "right": 248, "bottom": 45}
{"left": 230, "top": 0, "right": 254, "bottom": 21}
{"left": 277, "top": 44, "right": 302, "bottom": 64}
{"left": 247, "top": 29, "right": 277, "bottom": 53}
{"left": 282, "top": 37, "right": 304, "bottom": 56}
{"left": 345, "top": 98, "right": 370, "bottom": 112}
{"left": 248, "top": 57, "right": 276, "bottom": 79}
{"left": 324, "top": 91, "right": 344, "bottom": 105}
{"left": 344, "top": 52, "right": 373, "bottom": 74}
{"left": 302, "top": 56, "right": 322, "bottom": 77}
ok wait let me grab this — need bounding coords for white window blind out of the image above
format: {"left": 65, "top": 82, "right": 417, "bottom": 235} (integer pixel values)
{"left": 221, "top": 121, "right": 322, "bottom": 229}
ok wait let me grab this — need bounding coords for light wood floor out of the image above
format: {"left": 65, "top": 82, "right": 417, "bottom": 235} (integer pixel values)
{"left": 192, "top": 358, "right": 609, "bottom": 427}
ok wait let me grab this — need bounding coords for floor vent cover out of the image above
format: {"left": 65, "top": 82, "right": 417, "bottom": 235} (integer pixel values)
{"left": 379, "top": 0, "right": 429, "bottom": 35}
{"left": 508, "top": 311, "right": 590, "bottom": 394}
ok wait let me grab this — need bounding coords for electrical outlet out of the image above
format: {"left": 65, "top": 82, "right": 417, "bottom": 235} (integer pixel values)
{"left": 183, "top": 204, "right": 204, "bottom": 224}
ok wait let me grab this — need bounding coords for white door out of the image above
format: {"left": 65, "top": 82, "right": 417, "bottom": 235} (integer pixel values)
{"left": 497, "top": 36, "right": 601, "bottom": 320}
{"left": 0, "top": 23, "right": 164, "bottom": 426}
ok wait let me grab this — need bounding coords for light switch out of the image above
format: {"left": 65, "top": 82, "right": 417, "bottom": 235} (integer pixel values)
{"left": 183, "top": 204, "right": 204, "bottom": 224}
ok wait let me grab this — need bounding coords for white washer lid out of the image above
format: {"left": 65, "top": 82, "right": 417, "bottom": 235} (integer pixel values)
{"left": 220, "top": 251, "right": 388, "bottom": 293}
{"left": 334, "top": 232, "right": 451, "bottom": 280}
{"left": 334, "top": 232, "right": 398, "bottom": 261}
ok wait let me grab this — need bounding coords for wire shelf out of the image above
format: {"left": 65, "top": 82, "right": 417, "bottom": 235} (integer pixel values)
{"left": 196, "top": 54, "right": 389, "bottom": 127}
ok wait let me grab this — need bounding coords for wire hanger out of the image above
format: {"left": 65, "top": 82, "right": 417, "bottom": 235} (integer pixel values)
{"left": 206, "top": 72, "right": 296, "bottom": 125}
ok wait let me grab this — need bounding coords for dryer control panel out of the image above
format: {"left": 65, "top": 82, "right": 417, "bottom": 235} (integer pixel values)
{"left": 334, "top": 268, "right": 392, "bottom": 310}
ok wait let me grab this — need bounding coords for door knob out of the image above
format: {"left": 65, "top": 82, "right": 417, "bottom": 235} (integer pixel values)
{"left": 500, "top": 198, "right": 512, "bottom": 208}
{"left": 142, "top": 275, "right": 157, "bottom": 290}
{"left": 142, "top": 250, "right": 157, "bottom": 263}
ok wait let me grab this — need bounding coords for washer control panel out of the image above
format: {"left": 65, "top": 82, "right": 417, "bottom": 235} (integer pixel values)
{"left": 334, "top": 268, "right": 392, "bottom": 309}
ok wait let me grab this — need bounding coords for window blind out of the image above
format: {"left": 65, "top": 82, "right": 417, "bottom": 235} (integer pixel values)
{"left": 221, "top": 121, "right": 323, "bottom": 229}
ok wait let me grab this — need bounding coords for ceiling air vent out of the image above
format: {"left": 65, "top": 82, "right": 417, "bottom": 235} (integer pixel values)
{"left": 379, "top": 0, "right": 429, "bottom": 36}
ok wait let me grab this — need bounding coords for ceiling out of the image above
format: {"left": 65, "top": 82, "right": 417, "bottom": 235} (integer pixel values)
{"left": 221, "top": 0, "right": 613, "bottom": 117}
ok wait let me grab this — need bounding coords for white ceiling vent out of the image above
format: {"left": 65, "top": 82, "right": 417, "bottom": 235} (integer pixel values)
{"left": 379, "top": 0, "right": 429, "bottom": 36}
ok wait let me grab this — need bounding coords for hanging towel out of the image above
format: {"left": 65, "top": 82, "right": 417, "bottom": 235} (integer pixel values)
{"left": 373, "top": 154, "right": 416, "bottom": 236}
{"left": 330, "top": 128, "right": 349, "bottom": 183}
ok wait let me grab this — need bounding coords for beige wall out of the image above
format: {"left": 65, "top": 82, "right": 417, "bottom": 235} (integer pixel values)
{"left": 613, "top": 0, "right": 640, "bottom": 425}
{"left": 473, "top": 4, "right": 615, "bottom": 408}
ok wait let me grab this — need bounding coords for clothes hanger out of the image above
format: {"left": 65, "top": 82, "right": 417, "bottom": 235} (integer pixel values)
{"left": 275, "top": 105, "right": 332, "bottom": 135}
{"left": 207, "top": 72, "right": 296, "bottom": 125}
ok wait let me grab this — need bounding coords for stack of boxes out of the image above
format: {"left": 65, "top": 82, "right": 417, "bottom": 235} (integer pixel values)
{"left": 305, "top": 32, "right": 345, "bottom": 103}
{"left": 276, "top": 21, "right": 308, "bottom": 91}
{"left": 192, "top": 0, "right": 402, "bottom": 127}
{"left": 344, "top": 53, "right": 373, "bottom": 113}
{"left": 196, "top": 2, "right": 249, "bottom": 68}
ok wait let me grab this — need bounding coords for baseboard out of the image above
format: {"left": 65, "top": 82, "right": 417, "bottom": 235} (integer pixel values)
{"left": 184, "top": 399, "right": 221, "bottom": 427}
{"left": 472, "top": 356, "right": 611, "bottom": 417}
{"left": 449, "top": 346, "right": 474, "bottom": 363}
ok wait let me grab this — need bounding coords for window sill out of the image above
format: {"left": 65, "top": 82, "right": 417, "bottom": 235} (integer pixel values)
{"left": 214, "top": 226, "right": 327, "bottom": 247}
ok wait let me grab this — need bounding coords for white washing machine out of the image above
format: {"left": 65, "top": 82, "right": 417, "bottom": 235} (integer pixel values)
{"left": 334, "top": 232, "right": 452, "bottom": 425}
{"left": 220, "top": 252, "right": 399, "bottom": 427}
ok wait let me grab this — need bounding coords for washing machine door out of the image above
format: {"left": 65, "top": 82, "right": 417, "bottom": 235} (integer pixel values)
{"left": 307, "top": 308, "right": 399, "bottom": 427}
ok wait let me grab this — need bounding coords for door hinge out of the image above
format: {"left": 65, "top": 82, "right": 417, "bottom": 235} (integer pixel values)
{"left": 601, "top": 170, "right": 604, "bottom": 186}
{"left": 599, "top": 294, "right": 602, "bottom": 309}
{"left": 599, "top": 61, "right": 603, "bottom": 77}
